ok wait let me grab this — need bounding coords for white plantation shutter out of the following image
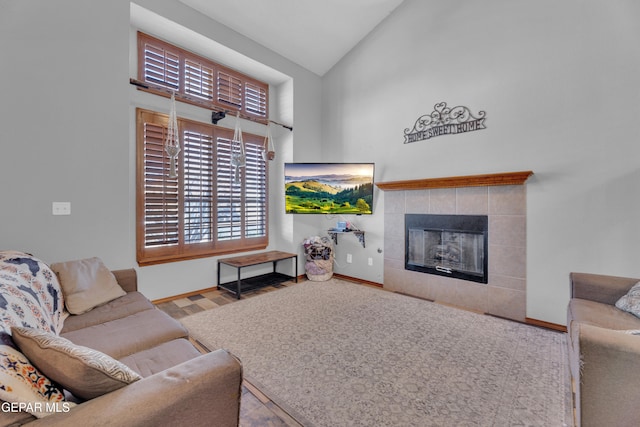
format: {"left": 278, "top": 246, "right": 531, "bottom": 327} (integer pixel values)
{"left": 215, "top": 136, "right": 267, "bottom": 241}
{"left": 141, "top": 121, "right": 179, "bottom": 248}
{"left": 184, "top": 59, "right": 214, "bottom": 101}
{"left": 183, "top": 128, "right": 214, "bottom": 244}
{"left": 141, "top": 40, "right": 180, "bottom": 90}
{"left": 215, "top": 136, "right": 242, "bottom": 241}
{"left": 137, "top": 109, "right": 268, "bottom": 266}
{"left": 217, "top": 71, "right": 243, "bottom": 109}
{"left": 245, "top": 82, "right": 268, "bottom": 117}
{"left": 138, "top": 33, "right": 269, "bottom": 120}
{"left": 244, "top": 142, "right": 267, "bottom": 237}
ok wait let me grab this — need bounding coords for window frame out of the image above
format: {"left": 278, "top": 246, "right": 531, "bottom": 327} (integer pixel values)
{"left": 136, "top": 108, "right": 268, "bottom": 266}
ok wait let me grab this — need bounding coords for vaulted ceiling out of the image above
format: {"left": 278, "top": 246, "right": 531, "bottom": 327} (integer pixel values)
{"left": 178, "top": 0, "right": 405, "bottom": 76}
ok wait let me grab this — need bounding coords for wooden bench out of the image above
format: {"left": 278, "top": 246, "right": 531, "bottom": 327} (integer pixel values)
{"left": 217, "top": 251, "right": 298, "bottom": 299}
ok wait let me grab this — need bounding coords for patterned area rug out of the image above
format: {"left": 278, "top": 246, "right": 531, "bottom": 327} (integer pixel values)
{"left": 181, "top": 279, "right": 571, "bottom": 427}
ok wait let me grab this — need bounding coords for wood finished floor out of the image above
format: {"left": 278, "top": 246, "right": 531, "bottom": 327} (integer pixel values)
{"left": 155, "top": 280, "right": 303, "bottom": 427}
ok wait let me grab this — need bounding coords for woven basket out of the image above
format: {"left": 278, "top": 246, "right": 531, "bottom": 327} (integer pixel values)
{"left": 302, "top": 236, "right": 334, "bottom": 282}
{"left": 306, "top": 271, "right": 333, "bottom": 281}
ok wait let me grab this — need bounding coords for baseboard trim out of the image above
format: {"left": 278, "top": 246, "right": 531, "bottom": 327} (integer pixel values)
{"left": 332, "top": 273, "right": 383, "bottom": 288}
{"left": 152, "top": 286, "right": 218, "bottom": 305}
{"left": 525, "top": 317, "right": 567, "bottom": 332}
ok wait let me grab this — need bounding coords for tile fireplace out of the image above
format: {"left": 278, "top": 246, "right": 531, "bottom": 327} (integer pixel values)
{"left": 377, "top": 171, "right": 532, "bottom": 322}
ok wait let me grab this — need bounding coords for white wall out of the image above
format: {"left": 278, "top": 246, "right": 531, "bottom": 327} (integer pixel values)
{"left": 321, "top": 0, "right": 640, "bottom": 324}
{"left": 0, "top": 0, "right": 131, "bottom": 265}
{"left": 0, "top": 0, "right": 323, "bottom": 300}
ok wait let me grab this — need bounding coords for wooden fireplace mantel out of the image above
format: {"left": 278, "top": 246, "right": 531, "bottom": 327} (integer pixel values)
{"left": 375, "top": 171, "right": 533, "bottom": 191}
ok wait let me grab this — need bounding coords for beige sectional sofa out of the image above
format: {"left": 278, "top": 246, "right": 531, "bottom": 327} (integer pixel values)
{"left": 567, "top": 272, "right": 640, "bottom": 427}
{"left": 0, "top": 251, "right": 242, "bottom": 426}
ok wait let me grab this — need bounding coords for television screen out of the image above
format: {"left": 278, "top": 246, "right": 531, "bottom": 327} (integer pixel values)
{"left": 285, "top": 163, "right": 375, "bottom": 214}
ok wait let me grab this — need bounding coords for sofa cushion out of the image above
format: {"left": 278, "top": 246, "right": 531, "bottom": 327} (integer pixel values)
{"left": 51, "top": 257, "right": 126, "bottom": 315}
{"left": 118, "top": 339, "right": 202, "bottom": 377}
{"left": 615, "top": 281, "right": 640, "bottom": 318}
{"left": 568, "top": 298, "right": 640, "bottom": 330}
{"left": 0, "top": 251, "right": 67, "bottom": 335}
{"left": 61, "top": 291, "right": 155, "bottom": 333}
{"left": 61, "top": 308, "right": 189, "bottom": 359}
{"left": 0, "top": 333, "right": 71, "bottom": 418}
{"left": 11, "top": 326, "right": 141, "bottom": 401}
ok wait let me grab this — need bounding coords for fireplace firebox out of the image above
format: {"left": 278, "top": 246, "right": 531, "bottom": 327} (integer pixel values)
{"left": 405, "top": 214, "right": 488, "bottom": 284}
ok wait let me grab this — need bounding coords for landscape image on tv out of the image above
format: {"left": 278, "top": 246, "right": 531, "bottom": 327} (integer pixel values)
{"left": 285, "top": 163, "right": 375, "bottom": 214}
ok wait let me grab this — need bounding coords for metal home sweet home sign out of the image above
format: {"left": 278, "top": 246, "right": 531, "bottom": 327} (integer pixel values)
{"left": 404, "top": 102, "right": 486, "bottom": 144}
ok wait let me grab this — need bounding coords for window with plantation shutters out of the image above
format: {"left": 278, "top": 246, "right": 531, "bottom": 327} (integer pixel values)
{"left": 138, "top": 32, "right": 269, "bottom": 120}
{"left": 136, "top": 109, "right": 268, "bottom": 266}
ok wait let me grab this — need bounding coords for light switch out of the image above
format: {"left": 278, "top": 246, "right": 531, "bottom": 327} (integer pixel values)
{"left": 52, "top": 202, "right": 71, "bottom": 216}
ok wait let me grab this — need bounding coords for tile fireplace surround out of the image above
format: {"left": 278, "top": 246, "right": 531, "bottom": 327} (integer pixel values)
{"left": 378, "top": 172, "right": 533, "bottom": 322}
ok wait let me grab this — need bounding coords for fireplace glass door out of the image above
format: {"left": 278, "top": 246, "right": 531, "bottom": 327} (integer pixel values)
{"left": 405, "top": 214, "right": 488, "bottom": 284}
{"left": 408, "top": 228, "right": 485, "bottom": 279}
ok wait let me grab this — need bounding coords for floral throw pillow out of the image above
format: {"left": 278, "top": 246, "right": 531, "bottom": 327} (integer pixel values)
{"left": 615, "top": 281, "right": 640, "bottom": 318}
{"left": 0, "top": 333, "right": 73, "bottom": 418}
{"left": 0, "top": 250, "right": 67, "bottom": 335}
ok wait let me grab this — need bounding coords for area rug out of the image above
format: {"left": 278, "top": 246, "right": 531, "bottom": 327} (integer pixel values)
{"left": 180, "top": 279, "right": 571, "bottom": 427}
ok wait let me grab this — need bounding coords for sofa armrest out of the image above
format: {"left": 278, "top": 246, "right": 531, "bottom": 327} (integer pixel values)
{"left": 570, "top": 272, "right": 638, "bottom": 305}
{"left": 112, "top": 269, "right": 138, "bottom": 293}
{"left": 27, "top": 349, "right": 242, "bottom": 427}
{"left": 574, "top": 323, "right": 640, "bottom": 427}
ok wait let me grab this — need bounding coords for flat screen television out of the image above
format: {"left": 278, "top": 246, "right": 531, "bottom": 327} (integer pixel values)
{"left": 285, "top": 163, "right": 375, "bottom": 214}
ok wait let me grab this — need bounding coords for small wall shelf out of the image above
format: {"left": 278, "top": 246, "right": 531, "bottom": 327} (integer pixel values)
{"left": 327, "top": 230, "right": 366, "bottom": 248}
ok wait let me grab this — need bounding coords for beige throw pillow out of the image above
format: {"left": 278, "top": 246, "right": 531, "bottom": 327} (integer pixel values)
{"left": 51, "top": 257, "right": 126, "bottom": 315}
{"left": 11, "top": 327, "right": 141, "bottom": 400}
{"left": 615, "top": 281, "right": 640, "bottom": 319}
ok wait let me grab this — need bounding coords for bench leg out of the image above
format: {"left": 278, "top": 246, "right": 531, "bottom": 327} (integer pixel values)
{"left": 217, "top": 262, "right": 221, "bottom": 290}
{"left": 236, "top": 268, "right": 242, "bottom": 299}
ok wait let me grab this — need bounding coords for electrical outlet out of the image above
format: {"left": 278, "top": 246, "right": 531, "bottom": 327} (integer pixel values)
{"left": 347, "top": 253, "right": 353, "bottom": 263}
{"left": 368, "top": 257, "right": 373, "bottom": 266}
{"left": 52, "top": 202, "right": 71, "bottom": 216}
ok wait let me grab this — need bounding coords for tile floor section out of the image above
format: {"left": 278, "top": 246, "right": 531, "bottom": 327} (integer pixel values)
{"left": 155, "top": 281, "right": 303, "bottom": 427}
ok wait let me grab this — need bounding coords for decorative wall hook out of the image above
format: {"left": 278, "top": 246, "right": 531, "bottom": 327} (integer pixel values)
{"left": 404, "top": 102, "right": 486, "bottom": 144}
